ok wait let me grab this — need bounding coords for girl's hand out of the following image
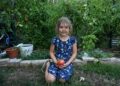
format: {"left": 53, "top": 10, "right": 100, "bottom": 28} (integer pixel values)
{"left": 63, "top": 62, "right": 69, "bottom": 68}
{"left": 57, "top": 62, "right": 69, "bottom": 69}
{"left": 56, "top": 59, "right": 66, "bottom": 69}
{"left": 57, "top": 65, "right": 64, "bottom": 69}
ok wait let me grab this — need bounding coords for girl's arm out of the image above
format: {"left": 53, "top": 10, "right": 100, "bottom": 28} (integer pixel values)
{"left": 49, "top": 44, "right": 57, "bottom": 64}
{"left": 64, "top": 43, "right": 77, "bottom": 67}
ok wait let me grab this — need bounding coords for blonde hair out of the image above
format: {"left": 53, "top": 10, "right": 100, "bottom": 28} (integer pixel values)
{"left": 55, "top": 17, "right": 73, "bottom": 35}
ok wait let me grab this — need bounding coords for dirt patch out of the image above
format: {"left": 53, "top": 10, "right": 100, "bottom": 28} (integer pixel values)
{"left": 0, "top": 64, "right": 120, "bottom": 86}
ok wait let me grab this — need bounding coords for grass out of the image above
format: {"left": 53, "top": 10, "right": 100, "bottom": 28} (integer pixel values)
{"left": 20, "top": 49, "right": 115, "bottom": 60}
{"left": 80, "top": 62, "right": 120, "bottom": 79}
{"left": 21, "top": 49, "right": 49, "bottom": 60}
{"left": 0, "top": 62, "right": 120, "bottom": 86}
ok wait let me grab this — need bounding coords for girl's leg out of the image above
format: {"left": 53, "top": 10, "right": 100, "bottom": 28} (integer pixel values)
{"left": 45, "top": 61, "right": 56, "bottom": 83}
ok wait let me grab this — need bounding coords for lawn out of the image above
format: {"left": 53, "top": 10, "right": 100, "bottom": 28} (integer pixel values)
{"left": 0, "top": 62, "right": 120, "bottom": 86}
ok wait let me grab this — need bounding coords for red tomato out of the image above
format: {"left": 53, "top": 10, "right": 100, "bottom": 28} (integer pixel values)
{"left": 57, "top": 59, "right": 65, "bottom": 66}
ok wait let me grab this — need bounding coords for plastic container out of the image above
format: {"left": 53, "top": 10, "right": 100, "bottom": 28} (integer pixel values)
{"left": 19, "top": 44, "right": 33, "bottom": 57}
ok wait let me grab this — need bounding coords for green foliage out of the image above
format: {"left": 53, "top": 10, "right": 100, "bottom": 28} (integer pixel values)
{"left": 81, "top": 63, "right": 120, "bottom": 79}
{"left": 0, "top": 0, "right": 14, "bottom": 31}
{"left": 1, "top": 0, "right": 120, "bottom": 49}
{"left": 0, "top": 72, "right": 4, "bottom": 85}
{"left": 21, "top": 49, "right": 49, "bottom": 60}
{"left": 90, "top": 48, "right": 114, "bottom": 58}
{"left": 14, "top": 0, "right": 52, "bottom": 48}
{"left": 77, "top": 48, "right": 114, "bottom": 59}
{"left": 81, "top": 34, "right": 97, "bottom": 52}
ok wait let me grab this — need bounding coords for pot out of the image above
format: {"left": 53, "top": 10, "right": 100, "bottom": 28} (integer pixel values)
{"left": 6, "top": 47, "right": 19, "bottom": 58}
{"left": 19, "top": 44, "right": 33, "bottom": 57}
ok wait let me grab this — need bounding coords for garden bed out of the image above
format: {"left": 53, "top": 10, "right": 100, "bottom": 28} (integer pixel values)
{"left": 0, "top": 63, "right": 120, "bottom": 86}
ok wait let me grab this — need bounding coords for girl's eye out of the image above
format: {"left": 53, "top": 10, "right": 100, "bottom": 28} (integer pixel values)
{"left": 65, "top": 26, "right": 69, "bottom": 28}
{"left": 59, "top": 26, "right": 63, "bottom": 28}
{"left": 60, "top": 26, "right": 69, "bottom": 29}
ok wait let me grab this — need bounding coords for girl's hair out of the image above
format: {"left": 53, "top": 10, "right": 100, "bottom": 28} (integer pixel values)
{"left": 55, "top": 17, "right": 73, "bottom": 35}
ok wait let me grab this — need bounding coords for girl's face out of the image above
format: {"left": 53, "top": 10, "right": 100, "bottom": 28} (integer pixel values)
{"left": 58, "top": 22, "right": 70, "bottom": 37}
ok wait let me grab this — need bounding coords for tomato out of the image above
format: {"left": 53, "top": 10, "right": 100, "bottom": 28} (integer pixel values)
{"left": 57, "top": 59, "right": 65, "bottom": 66}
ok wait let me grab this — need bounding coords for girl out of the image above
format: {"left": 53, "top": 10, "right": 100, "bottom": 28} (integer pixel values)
{"left": 45, "top": 17, "right": 77, "bottom": 83}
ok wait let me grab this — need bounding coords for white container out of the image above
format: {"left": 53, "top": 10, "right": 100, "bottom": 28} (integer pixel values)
{"left": 20, "top": 44, "right": 33, "bottom": 57}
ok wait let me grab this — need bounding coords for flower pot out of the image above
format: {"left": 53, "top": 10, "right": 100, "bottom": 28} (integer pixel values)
{"left": 19, "top": 44, "right": 33, "bottom": 57}
{"left": 6, "top": 47, "right": 19, "bottom": 58}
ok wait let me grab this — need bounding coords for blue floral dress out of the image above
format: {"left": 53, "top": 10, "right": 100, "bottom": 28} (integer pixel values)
{"left": 48, "top": 36, "right": 77, "bottom": 80}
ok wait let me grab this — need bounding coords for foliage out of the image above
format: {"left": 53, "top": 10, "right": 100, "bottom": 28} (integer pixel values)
{"left": 81, "top": 34, "right": 97, "bottom": 51}
{"left": 0, "top": 0, "right": 120, "bottom": 50}
{"left": 21, "top": 49, "right": 49, "bottom": 60}
{"left": 90, "top": 48, "right": 114, "bottom": 58}
{"left": 81, "top": 63, "right": 120, "bottom": 79}
{"left": 14, "top": 0, "right": 49, "bottom": 48}
{"left": 77, "top": 48, "right": 114, "bottom": 59}
{"left": 0, "top": 0, "right": 16, "bottom": 30}
{"left": 0, "top": 72, "right": 4, "bottom": 86}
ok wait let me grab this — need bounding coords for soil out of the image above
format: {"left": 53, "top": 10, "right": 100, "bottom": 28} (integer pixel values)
{"left": 0, "top": 63, "right": 120, "bottom": 86}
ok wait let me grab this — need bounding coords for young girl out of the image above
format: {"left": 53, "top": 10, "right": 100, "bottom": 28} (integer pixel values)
{"left": 45, "top": 17, "right": 77, "bottom": 83}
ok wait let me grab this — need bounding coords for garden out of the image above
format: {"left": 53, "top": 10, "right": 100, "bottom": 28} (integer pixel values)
{"left": 1, "top": 63, "right": 120, "bottom": 86}
{"left": 0, "top": 0, "right": 120, "bottom": 86}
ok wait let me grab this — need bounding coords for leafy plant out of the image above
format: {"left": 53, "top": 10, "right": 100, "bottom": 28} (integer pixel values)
{"left": 81, "top": 34, "right": 97, "bottom": 52}
{"left": 90, "top": 48, "right": 114, "bottom": 58}
{"left": 77, "top": 48, "right": 114, "bottom": 59}
{"left": 1, "top": 0, "right": 120, "bottom": 50}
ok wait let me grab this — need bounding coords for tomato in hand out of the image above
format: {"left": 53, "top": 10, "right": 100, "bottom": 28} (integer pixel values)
{"left": 56, "top": 59, "right": 65, "bottom": 67}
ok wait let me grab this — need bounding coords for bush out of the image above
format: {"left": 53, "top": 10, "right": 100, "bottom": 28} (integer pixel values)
{"left": 1, "top": 0, "right": 120, "bottom": 49}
